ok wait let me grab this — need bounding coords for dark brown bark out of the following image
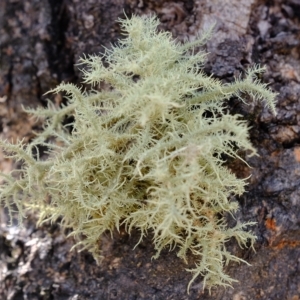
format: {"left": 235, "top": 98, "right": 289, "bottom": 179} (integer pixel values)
{"left": 1, "top": 0, "right": 300, "bottom": 299}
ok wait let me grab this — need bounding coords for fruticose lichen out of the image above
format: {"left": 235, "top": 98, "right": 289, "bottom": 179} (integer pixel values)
{"left": 0, "top": 15, "right": 276, "bottom": 292}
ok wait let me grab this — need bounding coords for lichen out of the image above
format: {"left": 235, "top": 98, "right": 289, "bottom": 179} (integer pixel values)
{"left": 0, "top": 15, "right": 277, "bottom": 292}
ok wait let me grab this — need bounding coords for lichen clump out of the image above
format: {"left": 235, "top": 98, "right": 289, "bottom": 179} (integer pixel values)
{"left": 0, "top": 15, "right": 276, "bottom": 291}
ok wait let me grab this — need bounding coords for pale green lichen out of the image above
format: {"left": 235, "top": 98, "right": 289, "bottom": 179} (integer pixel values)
{"left": 0, "top": 15, "right": 277, "bottom": 292}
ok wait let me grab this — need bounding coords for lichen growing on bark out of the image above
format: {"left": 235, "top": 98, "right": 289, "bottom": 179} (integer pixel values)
{"left": 0, "top": 15, "right": 277, "bottom": 292}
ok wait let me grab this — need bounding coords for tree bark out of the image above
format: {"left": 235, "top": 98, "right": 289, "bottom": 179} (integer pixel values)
{"left": 1, "top": 0, "right": 300, "bottom": 299}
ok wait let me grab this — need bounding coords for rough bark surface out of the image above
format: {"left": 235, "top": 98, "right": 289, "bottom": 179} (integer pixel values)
{"left": 1, "top": 0, "right": 300, "bottom": 299}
